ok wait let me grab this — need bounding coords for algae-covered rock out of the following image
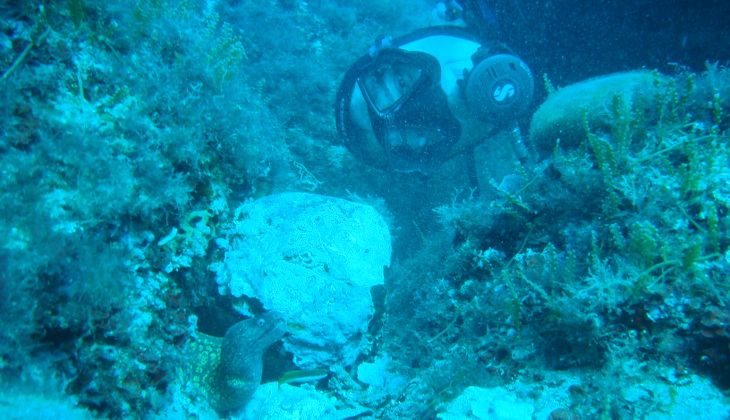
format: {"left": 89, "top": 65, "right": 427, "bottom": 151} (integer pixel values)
{"left": 529, "top": 70, "right": 671, "bottom": 155}
{"left": 437, "top": 386, "right": 535, "bottom": 420}
{"left": 212, "top": 192, "right": 391, "bottom": 368}
{"left": 242, "top": 382, "right": 338, "bottom": 419}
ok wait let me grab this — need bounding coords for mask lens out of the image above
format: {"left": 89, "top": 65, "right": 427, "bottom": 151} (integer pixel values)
{"left": 358, "top": 53, "right": 425, "bottom": 115}
{"left": 385, "top": 126, "right": 438, "bottom": 149}
{"left": 383, "top": 126, "right": 452, "bottom": 173}
{"left": 344, "top": 49, "right": 460, "bottom": 173}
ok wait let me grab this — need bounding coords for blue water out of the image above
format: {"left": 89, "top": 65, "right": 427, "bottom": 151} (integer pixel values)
{"left": 0, "top": 1, "right": 728, "bottom": 418}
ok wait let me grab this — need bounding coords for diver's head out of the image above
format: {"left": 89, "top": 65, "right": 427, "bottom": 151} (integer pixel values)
{"left": 336, "top": 27, "right": 534, "bottom": 174}
{"left": 340, "top": 47, "right": 461, "bottom": 173}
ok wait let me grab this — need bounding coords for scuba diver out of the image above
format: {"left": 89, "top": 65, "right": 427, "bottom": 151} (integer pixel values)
{"left": 335, "top": 0, "right": 535, "bottom": 191}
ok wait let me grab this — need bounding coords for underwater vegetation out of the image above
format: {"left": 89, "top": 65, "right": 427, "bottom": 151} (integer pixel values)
{"left": 0, "top": 0, "right": 728, "bottom": 419}
{"left": 0, "top": 0, "right": 417, "bottom": 417}
{"left": 384, "top": 67, "right": 730, "bottom": 418}
{"left": 0, "top": 0, "right": 301, "bottom": 414}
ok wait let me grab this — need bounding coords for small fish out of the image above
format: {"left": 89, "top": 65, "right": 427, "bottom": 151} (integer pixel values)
{"left": 277, "top": 369, "right": 329, "bottom": 386}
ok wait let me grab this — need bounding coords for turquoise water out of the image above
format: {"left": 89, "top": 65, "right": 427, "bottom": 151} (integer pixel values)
{"left": 0, "top": 1, "right": 728, "bottom": 418}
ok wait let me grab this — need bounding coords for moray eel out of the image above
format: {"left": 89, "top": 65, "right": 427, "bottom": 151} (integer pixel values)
{"left": 188, "top": 311, "right": 286, "bottom": 414}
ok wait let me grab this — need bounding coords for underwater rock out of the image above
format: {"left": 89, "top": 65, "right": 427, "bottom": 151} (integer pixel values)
{"left": 242, "top": 382, "right": 340, "bottom": 419}
{"left": 622, "top": 373, "right": 730, "bottom": 420}
{"left": 356, "top": 353, "right": 407, "bottom": 396}
{"left": 0, "top": 391, "right": 94, "bottom": 420}
{"left": 437, "top": 386, "right": 534, "bottom": 420}
{"left": 529, "top": 70, "right": 671, "bottom": 155}
{"left": 213, "top": 192, "right": 391, "bottom": 368}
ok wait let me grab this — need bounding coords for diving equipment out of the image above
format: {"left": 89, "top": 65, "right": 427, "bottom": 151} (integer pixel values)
{"left": 336, "top": 26, "right": 534, "bottom": 173}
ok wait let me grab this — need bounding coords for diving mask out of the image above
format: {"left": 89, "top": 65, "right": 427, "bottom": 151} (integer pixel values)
{"left": 349, "top": 48, "right": 461, "bottom": 172}
{"left": 336, "top": 27, "right": 534, "bottom": 173}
